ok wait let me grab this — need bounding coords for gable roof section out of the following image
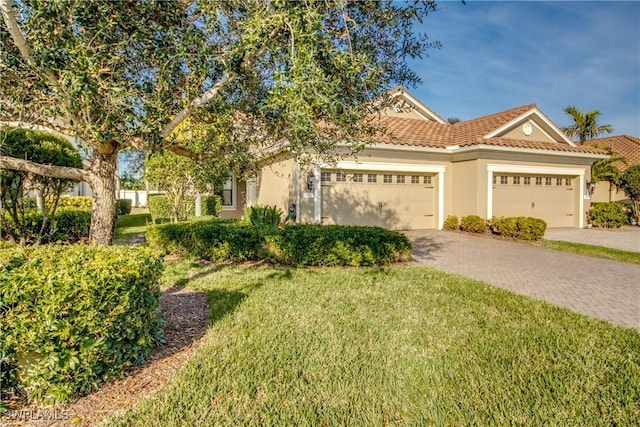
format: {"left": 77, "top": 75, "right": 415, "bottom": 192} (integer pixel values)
{"left": 386, "top": 87, "right": 448, "bottom": 124}
{"left": 372, "top": 90, "right": 601, "bottom": 155}
{"left": 588, "top": 135, "right": 640, "bottom": 170}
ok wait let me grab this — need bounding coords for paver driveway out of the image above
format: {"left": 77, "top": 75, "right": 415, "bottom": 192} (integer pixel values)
{"left": 405, "top": 230, "right": 640, "bottom": 330}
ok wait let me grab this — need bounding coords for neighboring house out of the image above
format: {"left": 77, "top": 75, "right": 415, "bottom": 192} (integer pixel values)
{"left": 587, "top": 135, "right": 640, "bottom": 203}
{"left": 222, "top": 88, "right": 606, "bottom": 228}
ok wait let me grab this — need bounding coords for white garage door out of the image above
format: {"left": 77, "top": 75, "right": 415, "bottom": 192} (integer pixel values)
{"left": 320, "top": 170, "right": 436, "bottom": 229}
{"left": 493, "top": 174, "right": 578, "bottom": 227}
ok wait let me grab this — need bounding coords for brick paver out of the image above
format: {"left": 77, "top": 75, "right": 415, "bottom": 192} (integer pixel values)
{"left": 405, "top": 230, "right": 640, "bottom": 330}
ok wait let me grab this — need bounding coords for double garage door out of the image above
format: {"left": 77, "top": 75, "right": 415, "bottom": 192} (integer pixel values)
{"left": 492, "top": 174, "right": 578, "bottom": 228}
{"left": 320, "top": 170, "right": 436, "bottom": 229}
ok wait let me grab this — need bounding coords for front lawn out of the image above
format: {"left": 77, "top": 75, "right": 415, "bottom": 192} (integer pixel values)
{"left": 106, "top": 262, "right": 640, "bottom": 426}
{"left": 536, "top": 240, "right": 640, "bottom": 265}
{"left": 113, "top": 212, "right": 151, "bottom": 244}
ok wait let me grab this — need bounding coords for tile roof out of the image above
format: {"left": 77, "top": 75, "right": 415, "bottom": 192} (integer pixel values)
{"left": 588, "top": 135, "right": 640, "bottom": 169}
{"left": 374, "top": 103, "right": 605, "bottom": 155}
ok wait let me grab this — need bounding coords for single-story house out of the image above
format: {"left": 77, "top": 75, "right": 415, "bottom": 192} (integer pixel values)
{"left": 221, "top": 88, "right": 606, "bottom": 229}
{"left": 587, "top": 135, "right": 640, "bottom": 203}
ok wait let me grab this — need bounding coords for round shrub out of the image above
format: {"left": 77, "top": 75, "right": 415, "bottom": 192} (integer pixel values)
{"left": 590, "top": 203, "right": 628, "bottom": 228}
{"left": 443, "top": 215, "right": 459, "bottom": 230}
{"left": 0, "top": 245, "right": 165, "bottom": 404}
{"left": 460, "top": 215, "right": 487, "bottom": 233}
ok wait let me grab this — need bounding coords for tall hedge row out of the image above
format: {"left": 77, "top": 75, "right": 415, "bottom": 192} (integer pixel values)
{"left": 0, "top": 245, "right": 165, "bottom": 404}
{"left": 148, "top": 194, "right": 222, "bottom": 223}
{"left": 147, "top": 220, "right": 412, "bottom": 266}
{"left": 0, "top": 207, "right": 91, "bottom": 244}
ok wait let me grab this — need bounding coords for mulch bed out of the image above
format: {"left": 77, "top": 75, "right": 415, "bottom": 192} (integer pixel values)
{"left": 1, "top": 286, "right": 210, "bottom": 427}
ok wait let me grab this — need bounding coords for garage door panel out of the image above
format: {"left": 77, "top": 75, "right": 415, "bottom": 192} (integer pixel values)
{"left": 493, "top": 174, "right": 577, "bottom": 227}
{"left": 321, "top": 170, "right": 435, "bottom": 229}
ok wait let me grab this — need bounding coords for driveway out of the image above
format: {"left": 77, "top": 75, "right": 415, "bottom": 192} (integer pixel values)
{"left": 405, "top": 230, "right": 640, "bottom": 330}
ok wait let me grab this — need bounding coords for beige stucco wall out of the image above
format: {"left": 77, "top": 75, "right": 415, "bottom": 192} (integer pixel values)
{"left": 502, "top": 119, "right": 556, "bottom": 143}
{"left": 590, "top": 182, "right": 628, "bottom": 203}
{"left": 256, "top": 153, "right": 298, "bottom": 217}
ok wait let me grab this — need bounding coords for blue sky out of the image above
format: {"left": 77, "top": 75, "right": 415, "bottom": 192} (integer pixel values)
{"left": 406, "top": 1, "right": 640, "bottom": 136}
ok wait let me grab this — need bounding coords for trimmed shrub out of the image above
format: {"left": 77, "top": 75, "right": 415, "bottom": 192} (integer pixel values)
{"left": 57, "top": 196, "right": 93, "bottom": 210}
{"left": 589, "top": 203, "right": 628, "bottom": 228}
{"left": 0, "top": 245, "right": 165, "bottom": 404}
{"left": 1, "top": 207, "right": 91, "bottom": 244}
{"left": 148, "top": 194, "right": 222, "bottom": 223}
{"left": 443, "top": 215, "right": 459, "bottom": 231}
{"left": 490, "top": 216, "right": 547, "bottom": 241}
{"left": 115, "top": 199, "right": 132, "bottom": 216}
{"left": 147, "top": 220, "right": 412, "bottom": 266}
{"left": 460, "top": 215, "right": 487, "bottom": 233}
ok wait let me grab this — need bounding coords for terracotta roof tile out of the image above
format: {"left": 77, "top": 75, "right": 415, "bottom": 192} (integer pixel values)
{"left": 373, "top": 104, "right": 603, "bottom": 155}
{"left": 588, "top": 135, "right": 640, "bottom": 170}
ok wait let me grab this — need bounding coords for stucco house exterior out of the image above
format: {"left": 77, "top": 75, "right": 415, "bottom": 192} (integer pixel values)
{"left": 587, "top": 135, "right": 640, "bottom": 203}
{"left": 221, "top": 88, "right": 606, "bottom": 229}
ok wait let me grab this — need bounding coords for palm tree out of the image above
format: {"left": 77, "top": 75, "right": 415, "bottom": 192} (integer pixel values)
{"left": 562, "top": 106, "right": 614, "bottom": 144}
{"left": 590, "top": 148, "right": 627, "bottom": 202}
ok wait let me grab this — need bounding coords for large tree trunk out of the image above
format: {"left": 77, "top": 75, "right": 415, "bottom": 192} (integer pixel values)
{"left": 89, "top": 151, "right": 118, "bottom": 245}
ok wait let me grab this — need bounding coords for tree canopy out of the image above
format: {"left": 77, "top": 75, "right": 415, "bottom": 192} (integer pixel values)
{"left": 1, "top": 0, "right": 443, "bottom": 244}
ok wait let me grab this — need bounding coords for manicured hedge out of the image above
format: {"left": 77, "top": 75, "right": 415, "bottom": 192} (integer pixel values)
{"left": 147, "top": 220, "right": 412, "bottom": 266}
{"left": 58, "top": 196, "right": 93, "bottom": 210}
{"left": 460, "top": 215, "right": 487, "bottom": 233}
{"left": 0, "top": 245, "right": 165, "bottom": 404}
{"left": 490, "top": 216, "right": 547, "bottom": 241}
{"left": 0, "top": 207, "right": 91, "bottom": 244}
{"left": 148, "top": 194, "right": 222, "bottom": 223}
{"left": 589, "top": 203, "right": 628, "bottom": 228}
{"left": 116, "top": 199, "right": 133, "bottom": 216}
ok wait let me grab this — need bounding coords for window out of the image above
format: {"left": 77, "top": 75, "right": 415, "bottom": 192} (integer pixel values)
{"left": 524, "top": 177, "right": 531, "bottom": 185}
{"left": 383, "top": 174, "right": 393, "bottom": 183}
{"left": 219, "top": 177, "right": 234, "bottom": 206}
{"left": 513, "top": 176, "right": 520, "bottom": 185}
{"left": 545, "top": 177, "right": 552, "bottom": 186}
{"left": 396, "top": 175, "right": 405, "bottom": 184}
{"left": 535, "top": 177, "right": 542, "bottom": 186}
{"left": 336, "top": 172, "right": 346, "bottom": 182}
{"left": 321, "top": 172, "right": 331, "bottom": 182}
{"left": 565, "top": 178, "right": 571, "bottom": 186}
{"left": 368, "top": 173, "right": 377, "bottom": 183}
{"left": 424, "top": 176, "right": 432, "bottom": 185}
{"left": 500, "top": 176, "right": 508, "bottom": 185}
{"left": 556, "top": 177, "right": 563, "bottom": 186}
{"left": 352, "top": 173, "right": 363, "bottom": 183}
{"left": 492, "top": 175, "right": 497, "bottom": 185}
{"left": 411, "top": 175, "right": 420, "bottom": 184}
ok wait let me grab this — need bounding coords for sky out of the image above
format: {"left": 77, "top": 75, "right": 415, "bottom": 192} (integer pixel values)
{"left": 406, "top": 1, "right": 640, "bottom": 136}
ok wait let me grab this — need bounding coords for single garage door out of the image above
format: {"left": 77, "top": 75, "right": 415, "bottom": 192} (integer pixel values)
{"left": 493, "top": 174, "right": 578, "bottom": 227}
{"left": 320, "top": 170, "right": 436, "bottom": 229}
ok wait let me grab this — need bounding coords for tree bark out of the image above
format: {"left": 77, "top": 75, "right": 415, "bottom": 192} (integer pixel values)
{"left": 88, "top": 151, "right": 118, "bottom": 245}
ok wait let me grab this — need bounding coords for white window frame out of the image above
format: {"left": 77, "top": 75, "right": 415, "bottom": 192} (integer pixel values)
{"left": 220, "top": 176, "right": 237, "bottom": 209}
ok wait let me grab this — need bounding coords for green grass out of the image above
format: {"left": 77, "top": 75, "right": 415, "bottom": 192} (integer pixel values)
{"left": 113, "top": 212, "right": 151, "bottom": 244}
{"left": 536, "top": 240, "right": 640, "bottom": 264}
{"left": 105, "top": 263, "right": 640, "bottom": 426}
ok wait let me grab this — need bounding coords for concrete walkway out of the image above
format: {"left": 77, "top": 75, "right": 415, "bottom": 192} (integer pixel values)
{"left": 405, "top": 230, "right": 640, "bottom": 330}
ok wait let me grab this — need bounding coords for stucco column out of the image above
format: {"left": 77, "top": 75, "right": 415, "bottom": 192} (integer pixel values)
{"left": 246, "top": 178, "right": 257, "bottom": 207}
{"left": 295, "top": 162, "right": 301, "bottom": 223}
{"left": 313, "top": 164, "right": 321, "bottom": 224}
{"left": 438, "top": 170, "right": 445, "bottom": 229}
{"left": 486, "top": 170, "right": 494, "bottom": 220}
{"left": 194, "top": 193, "right": 202, "bottom": 217}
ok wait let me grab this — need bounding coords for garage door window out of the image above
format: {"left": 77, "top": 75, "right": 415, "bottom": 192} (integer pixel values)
{"left": 397, "top": 175, "right": 405, "bottom": 184}
{"left": 424, "top": 176, "right": 432, "bottom": 185}
{"left": 513, "top": 176, "right": 520, "bottom": 185}
{"left": 383, "top": 174, "right": 393, "bottom": 183}
{"left": 524, "top": 177, "right": 531, "bottom": 185}
{"left": 352, "top": 173, "right": 363, "bottom": 183}
{"left": 545, "top": 177, "right": 552, "bottom": 186}
{"left": 566, "top": 178, "right": 571, "bottom": 186}
{"left": 500, "top": 176, "right": 508, "bottom": 185}
{"left": 411, "top": 175, "right": 420, "bottom": 184}
{"left": 336, "top": 172, "right": 346, "bottom": 182}
{"left": 535, "top": 177, "right": 542, "bottom": 186}
{"left": 368, "top": 173, "right": 377, "bottom": 183}
{"left": 321, "top": 172, "right": 331, "bottom": 182}
{"left": 556, "top": 177, "right": 563, "bottom": 186}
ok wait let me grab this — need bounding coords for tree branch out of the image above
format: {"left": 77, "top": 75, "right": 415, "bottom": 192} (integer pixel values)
{"left": 0, "top": 156, "right": 90, "bottom": 182}
{"left": 0, "top": 0, "right": 58, "bottom": 85}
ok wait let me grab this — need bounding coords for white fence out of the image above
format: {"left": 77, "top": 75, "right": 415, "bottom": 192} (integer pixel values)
{"left": 117, "top": 190, "right": 164, "bottom": 207}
